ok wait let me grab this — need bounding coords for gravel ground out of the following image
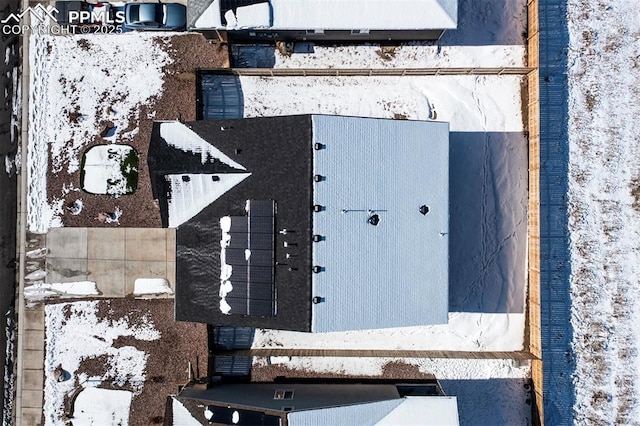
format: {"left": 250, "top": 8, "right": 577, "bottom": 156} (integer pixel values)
{"left": 48, "top": 34, "right": 229, "bottom": 228}
{"left": 59, "top": 299, "right": 208, "bottom": 426}
{"left": 250, "top": 359, "right": 436, "bottom": 382}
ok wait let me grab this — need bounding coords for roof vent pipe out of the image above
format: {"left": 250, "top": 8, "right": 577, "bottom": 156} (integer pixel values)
{"left": 312, "top": 266, "right": 323, "bottom": 273}
{"left": 314, "top": 143, "right": 325, "bottom": 150}
{"left": 313, "top": 204, "right": 324, "bottom": 212}
{"left": 313, "top": 174, "right": 324, "bottom": 182}
{"left": 312, "top": 296, "right": 324, "bottom": 304}
{"left": 419, "top": 205, "right": 430, "bottom": 215}
{"left": 312, "top": 235, "right": 323, "bottom": 242}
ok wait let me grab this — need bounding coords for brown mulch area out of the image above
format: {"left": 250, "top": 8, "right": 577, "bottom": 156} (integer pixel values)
{"left": 61, "top": 298, "right": 208, "bottom": 426}
{"left": 50, "top": 34, "right": 229, "bottom": 228}
{"left": 250, "top": 359, "right": 436, "bottom": 382}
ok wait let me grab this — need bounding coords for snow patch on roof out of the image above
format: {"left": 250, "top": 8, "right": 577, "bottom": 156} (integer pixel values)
{"left": 166, "top": 173, "right": 251, "bottom": 228}
{"left": 172, "top": 397, "right": 203, "bottom": 426}
{"left": 159, "top": 121, "right": 247, "bottom": 170}
{"left": 194, "top": 0, "right": 222, "bottom": 28}
{"left": 206, "top": 0, "right": 457, "bottom": 30}
{"left": 220, "top": 216, "right": 233, "bottom": 314}
{"left": 270, "top": 0, "right": 457, "bottom": 30}
{"left": 225, "top": 3, "right": 271, "bottom": 29}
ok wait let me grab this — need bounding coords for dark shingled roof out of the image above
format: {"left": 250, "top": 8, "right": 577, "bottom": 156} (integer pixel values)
{"left": 148, "top": 116, "right": 314, "bottom": 331}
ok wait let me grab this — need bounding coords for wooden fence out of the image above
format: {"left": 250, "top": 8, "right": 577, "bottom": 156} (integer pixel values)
{"left": 217, "top": 349, "right": 539, "bottom": 360}
{"left": 527, "top": 0, "right": 544, "bottom": 424}
{"left": 221, "top": 67, "right": 534, "bottom": 77}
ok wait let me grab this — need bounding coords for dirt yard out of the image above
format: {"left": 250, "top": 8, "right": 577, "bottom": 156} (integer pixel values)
{"left": 250, "top": 359, "right": 437, "bottom": 382}
{"left": 55, "top": 298, "right": 208, "bottom": 426}
{"left": 48, "top": 34, "right": 229, "bottom": 228}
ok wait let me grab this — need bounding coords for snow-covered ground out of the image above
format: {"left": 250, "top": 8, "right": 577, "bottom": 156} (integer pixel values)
{"left": 4, "top": 41, "right": 20, "bottom": 177}
{"left": 567, "top": 1, "right": 640, "bottom": 423}
{"left": 27, "top": 33, "right": 172, "bottom": 233}
{"left": 27, "top": 42, "right": 528, "bottom": 352}
{"left": 43, "top": 301, "right": 160, "bottom": 425}
{"left": 248, "top": 0, "right": 527, "bottom": 69}
{"left": 240, "top": 75, "right": 523, "bottom": 132}
{"left": 273, "top": 43, "right": 526, "bottom": 69}
{"left": 24, "top": 281, "right": 99, "bottom": 301}
{"left": 24, "top": 0, "right": 532, "bottom": 423}
{"left": 2, "top": 311, "right": 15, "bottom": 426}
{"left": 238, "top": 74, "right": 527, "bottom": 352}
{"left": 70, "top": 388, "right": 132, "bottom": 426}
{"left": 232, "top": 14, "right": 531, "bottom": 419}
{"left": 254, "top": 313, "right": 524, "bottom": 352}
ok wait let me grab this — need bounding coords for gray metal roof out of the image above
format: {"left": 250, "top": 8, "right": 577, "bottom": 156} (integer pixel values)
{"left": 311, "top": 115, "right": 450, "bottom": 332}
{"left": 377, "top": 396, "right": 459, "bottom": 425}
{"left": 288, "top": 396, "right": 459, "bottom": 426}
{"left": 287, "top": 400, "right": 403, "bottom": 426}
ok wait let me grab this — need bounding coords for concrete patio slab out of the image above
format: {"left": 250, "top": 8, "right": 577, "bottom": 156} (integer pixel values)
{"left": 87, "top": 259, "right": 126, "bottom": 297}
{"left": 125, "top": 228, "right": 168, "bottom": 261}
{"left": 125, "top": 261, "right": 168, "bottom": 294}
{"left": 166, "top": 229, "right": 176, "bottom": 260}
{"left": 46, "top": 228, "right": 87, "bottom": 259}
{"left": 42, "top": 228, "right": 176, "bottom": 298}
{"left": 88, "top": 228, "right": 125, "bottom": 260}
{"left": 167, "top": 261, "right": 176, "bottom": 290}
{"left": 45, "top": 258, "right": 88, "bottom": 283}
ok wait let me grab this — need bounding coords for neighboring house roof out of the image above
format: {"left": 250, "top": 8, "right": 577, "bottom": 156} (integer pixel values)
{"left": 287, "top": 397, "right": 459, "bottom": 426}
{"left": 174, "top": 384, "right": 459, "bottom": 426}
{"left": 287, "top": 399, "right": 404, "bottom": 426}
{"left": 179, "top": 383, "right": 403, "bottom": 412}
{"left": 190, "top": 0, "right": 458, "bottom": 30}
{"left": 377, "top": 396, "right": 460, "bottom": 425}
{"left": 171, "top": 397, "right": 203, "bottom": 426}
{"left": 147, "top": 115, "right": 449, "bottom": 332}
{"left": 171, "top": 394, "right": 284, "bottom": 426}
